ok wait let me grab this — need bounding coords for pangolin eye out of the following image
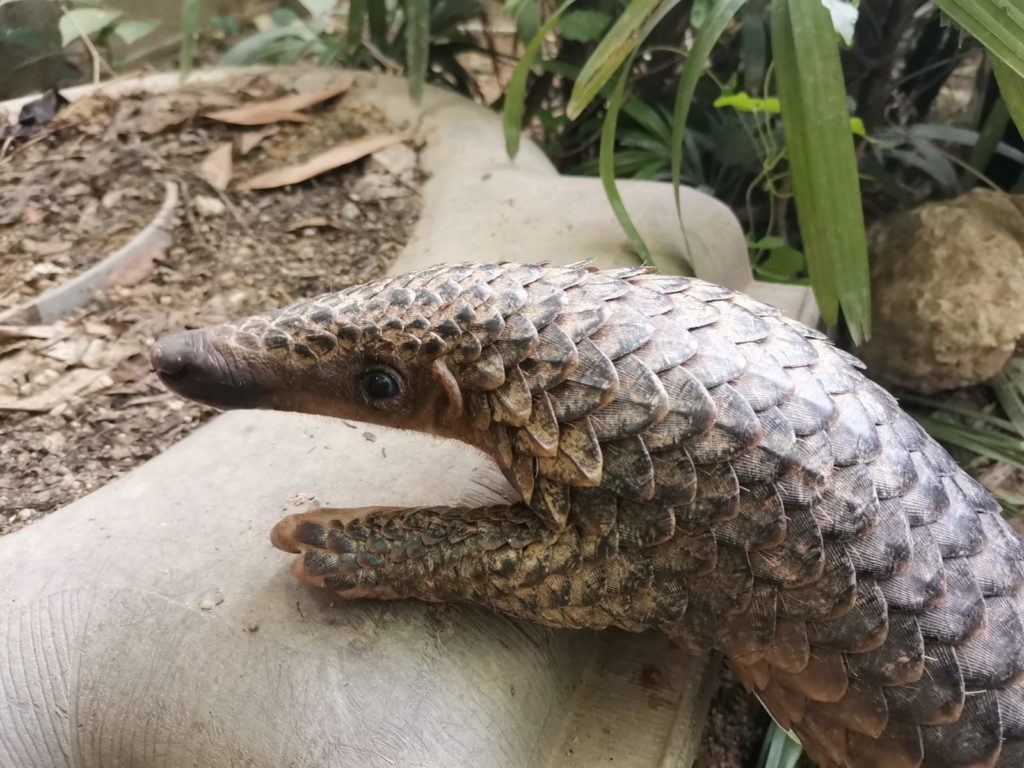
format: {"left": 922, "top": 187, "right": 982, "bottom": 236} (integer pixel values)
{"left": 360, "top": 368, "right": 401, "bottom": 402}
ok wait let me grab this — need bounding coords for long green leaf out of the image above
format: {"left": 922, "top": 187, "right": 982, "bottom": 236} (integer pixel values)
{"left": 567, "top": 0, "right": 683, "bottom": 119}
{"left": 347, "top": 0, "right": 367, "bottom": 56}
{"left": 368, "top": 0, "right": 388, "bottom": 48}
{"left": 933, "top": 0, "right": 1024, "bottom": 79}
{"left": 913, "top": 415, "right": 1024, "bottom": 471}
{"left": 993, "top": 56, "right": 1024, "bottom": 133}
{"left": 219, "top": 27, "right": 318, "bottom": 66}
{"left": 757, "top": 721, "right": 803, "bottom": 768}
{"left": 179, "top": 0, "right": 202, "bottom": 79}
{"left": 504, "top": 0, "right": 578, "bottom": 157}
{"left": 771, "top": 0, "right": 870, "bottom": 342}
{"left": 670, "top": 0, "right": 747, "bottom": 220}
{"left": 967, "top": 97, "right": 1009, "bottom": 184}
{"left": 59, "top": 8, "right": 121, "bottom": 46}
{"left": 406, "top": 0, "right": 430, "bottom": 101}
{"left": 114, "top": 19, "right": 159, "bottom": 46}
{"left": 994, "top": 374, "right": 1024, "bottom": 439}
{"left": 600, "top": 54, "right": 652, "bottom": 263}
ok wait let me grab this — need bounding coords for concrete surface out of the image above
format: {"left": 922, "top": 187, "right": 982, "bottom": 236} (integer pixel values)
{"left": 0, "top": 67, "right": 794, "bottom": 768}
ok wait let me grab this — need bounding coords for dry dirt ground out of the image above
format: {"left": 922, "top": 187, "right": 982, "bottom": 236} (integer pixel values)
{"left": 0, "top": 71, "right": 422, "bottom": 534}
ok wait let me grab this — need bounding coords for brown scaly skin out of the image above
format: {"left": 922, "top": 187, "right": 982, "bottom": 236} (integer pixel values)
{"left": 152, "top": 261, "right": 1024, "bottom": 767}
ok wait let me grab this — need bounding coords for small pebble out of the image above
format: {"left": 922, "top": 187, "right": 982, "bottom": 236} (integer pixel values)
{"left": 194, "top": 195, "right": 226, "bottom": 217}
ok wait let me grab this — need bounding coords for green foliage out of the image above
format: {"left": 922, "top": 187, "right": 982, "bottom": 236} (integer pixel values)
{"left": 499, "top": 0, "right": 1024, "bottom": 342}
{"left": 505, "top": 0, "right": 579, "bottom": 157}
{"left": 405, "top": 0, "right": 431, "bottom": 101}
{"left": 46, "top": 2, "right": 158, "bottom": 51}
{"left": 772, "top": 0, "right": 869, "bottom": 341}
{"left": 933, "top": 0, "right": 1024, "bottom": 79}
{"left": 217, "top": 0, "right": 489, "bottom": 100}
{"left": 756, "top": 721, "right": 803, "bottom": 768}
{"left": 59, "top": 8, "right": 122, "bottom": 46}
{"left": 559, "top": 10, "right": 612, "bottom": 42}
{"left": 600, "top": 51, "right": 653, "bottom": 263}
{"left": 567, "top": 0, "right": 683, "bottom": 120}
{"left": 993, "top": 58, "right": 1024, "bottom": 133}
{"left": 0, "top": 0, "right": 159, "bottom": 95}
{"left": 670, "top": 0, "right": 747, "bottom": 224}
{"left": 180, "top": 0, "right": 201, "bottom": 78}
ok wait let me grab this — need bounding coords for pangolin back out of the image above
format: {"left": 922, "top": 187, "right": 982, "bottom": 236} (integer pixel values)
{"left": 154, "top": 261, "right": 1024, "bottom": 767}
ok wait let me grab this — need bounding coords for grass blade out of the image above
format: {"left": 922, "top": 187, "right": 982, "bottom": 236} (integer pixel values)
{"left": 912, "top": 415, "right": 1024, "bottom": 471}
{"left": 179, "top": 0, "right": 202, "bottom": 80}
{"left": 967, "top": 97, "right": 1010, "bottom": 184}
{"left": 993, "top": 56, "right": 1024, "bottom": 133}
{"left": 368, "top": 0, "right": 389, "bottom": 49}
{"left": 670, "top": 0, "right": 747, "bottom": 220}
{"left": 771, "top": 0, "right": 870, "bottom": 342}
{"left": 405, "top": 0, "right": 430, "bottom": 102}
{"left": 567, "top": 0, "right": 683, "bottom": 120}
{"left": 933, "top": 0, "right": 1024, "bottom": 79}
{"left": 600, "top": 53, "right": 652, "bottom": 264}
{"left": 756, "top": 721, "right": 803, "bottom": 768}
{"left": 504, "top": 0, "right": 578, "bottom": 157}
{"left": 993, "top": 359, "right": 1024, "bottom": 437}
{"left": 347, "top": 0, "right": 367, "bottom": 56}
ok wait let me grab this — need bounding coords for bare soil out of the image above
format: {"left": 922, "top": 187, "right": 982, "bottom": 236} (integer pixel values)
{"left": 696, "top": 661, "right": 773, "bottom": 768}
{"left": 0, "top": 71, "right": 422, "bottom": 533}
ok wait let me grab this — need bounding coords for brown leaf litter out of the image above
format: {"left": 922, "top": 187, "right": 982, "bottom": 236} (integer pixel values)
{"left": 0, "top": 68, "right": 424, "bottom": 534}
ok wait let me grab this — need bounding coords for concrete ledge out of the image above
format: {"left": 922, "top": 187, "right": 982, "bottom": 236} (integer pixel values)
{"left": 0, "top": 411, "right": 715, "bottom": 768}
{"left": 0, "top": 66, "right": 800, "bottom": 768}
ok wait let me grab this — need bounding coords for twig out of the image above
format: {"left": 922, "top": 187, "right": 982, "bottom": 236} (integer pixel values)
{"left": 175, "top": 179, "right": 211, "bottom": 251}
{"left": 928, "top": 142, "right": 1003, "bottom": 192}
{"left": 361, "top": 37, "right": 402, "bottom": 75}
{"left": 60, "top": 3, "right": 116, "bottom": 85}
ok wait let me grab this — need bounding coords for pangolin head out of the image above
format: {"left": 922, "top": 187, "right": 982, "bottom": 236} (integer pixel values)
{"left": 150, "top": 262, "right": 566, "bottom": 444}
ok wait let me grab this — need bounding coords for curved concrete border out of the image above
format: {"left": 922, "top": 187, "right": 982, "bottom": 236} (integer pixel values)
{"left": 0, "top": 181, "right": 178, "bottom": 325}
{"left": 0, "top": 66, "right": 809, "bottom": 768}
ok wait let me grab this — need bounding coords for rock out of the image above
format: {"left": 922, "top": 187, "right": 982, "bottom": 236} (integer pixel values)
{"left": 861, "top": 189, "right": 1024, "bottom": 393}
{"left": 368, "top": 143, "right": 417, "bottom": 178}
{"left": 341, "top": 201, "right": 361, "bottom": 221}
{"left": 194, "top": 194, "right": 226, "bottom": 218}
{"left": 352, "top": 172, "right": 412, "bottom": 201}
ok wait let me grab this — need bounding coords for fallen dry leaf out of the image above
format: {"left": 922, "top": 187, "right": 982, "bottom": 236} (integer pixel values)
{"left": 200, "top": 141, "right": 234, "bottom": 191}
{"left": 0, "top": 367, "right": 112, "bottom": 412}
{"left": 205, "top": 77, "right": 354, "bottom": 127}
{"left": 285, "top": 215, "right": 344, "bottom": 232}
{"left": 41, "top": 337, "right": 90, "bottom": 366}
{"left": 22, "top": 205, "right": 43, "bottom": 224}
{"left": 238, "top": 126, "right": 278, "bottom": 155}
{"left": 206, "top": 109, "right": 311, "bottom": 127}
{"left": 238, "top": 133, "right": 407, "bottom": 191}
{"left": 0, "top": 325, "right": 58, "bottom": 343}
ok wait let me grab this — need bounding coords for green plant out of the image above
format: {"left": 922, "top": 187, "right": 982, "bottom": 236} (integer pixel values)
{"left": 502, "top": 0, "right": 1024, "bottom": 343}
{"left": 756, "top": 721, "right": 802, "bottom": 768}
{"left": 0, "top": 0, "right": 158, "bottom": 90}
{"left": 217, "top": 0, "right": 499, "bottom": 102}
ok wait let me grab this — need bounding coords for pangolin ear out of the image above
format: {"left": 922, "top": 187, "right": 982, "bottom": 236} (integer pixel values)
{"left": 430, "top": 358, "right": 464, "bottom": 424}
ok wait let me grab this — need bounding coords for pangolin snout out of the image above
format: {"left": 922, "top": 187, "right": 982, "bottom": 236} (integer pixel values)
{"left": 151, "top": 329, "right": 252, "bottom": 409}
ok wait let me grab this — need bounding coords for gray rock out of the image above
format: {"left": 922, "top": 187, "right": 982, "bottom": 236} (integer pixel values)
{"left": 861, "top": 189, "right": 1024, "bottom": 393}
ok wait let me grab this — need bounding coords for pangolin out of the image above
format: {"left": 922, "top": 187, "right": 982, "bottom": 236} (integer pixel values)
{"left": 150, "top": 261, "right": 1024, "bottom": 767}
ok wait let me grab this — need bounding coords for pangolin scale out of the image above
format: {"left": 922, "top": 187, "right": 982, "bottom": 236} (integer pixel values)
{"left": 152, "top": 261, "right": 1024, "bottom": 767}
